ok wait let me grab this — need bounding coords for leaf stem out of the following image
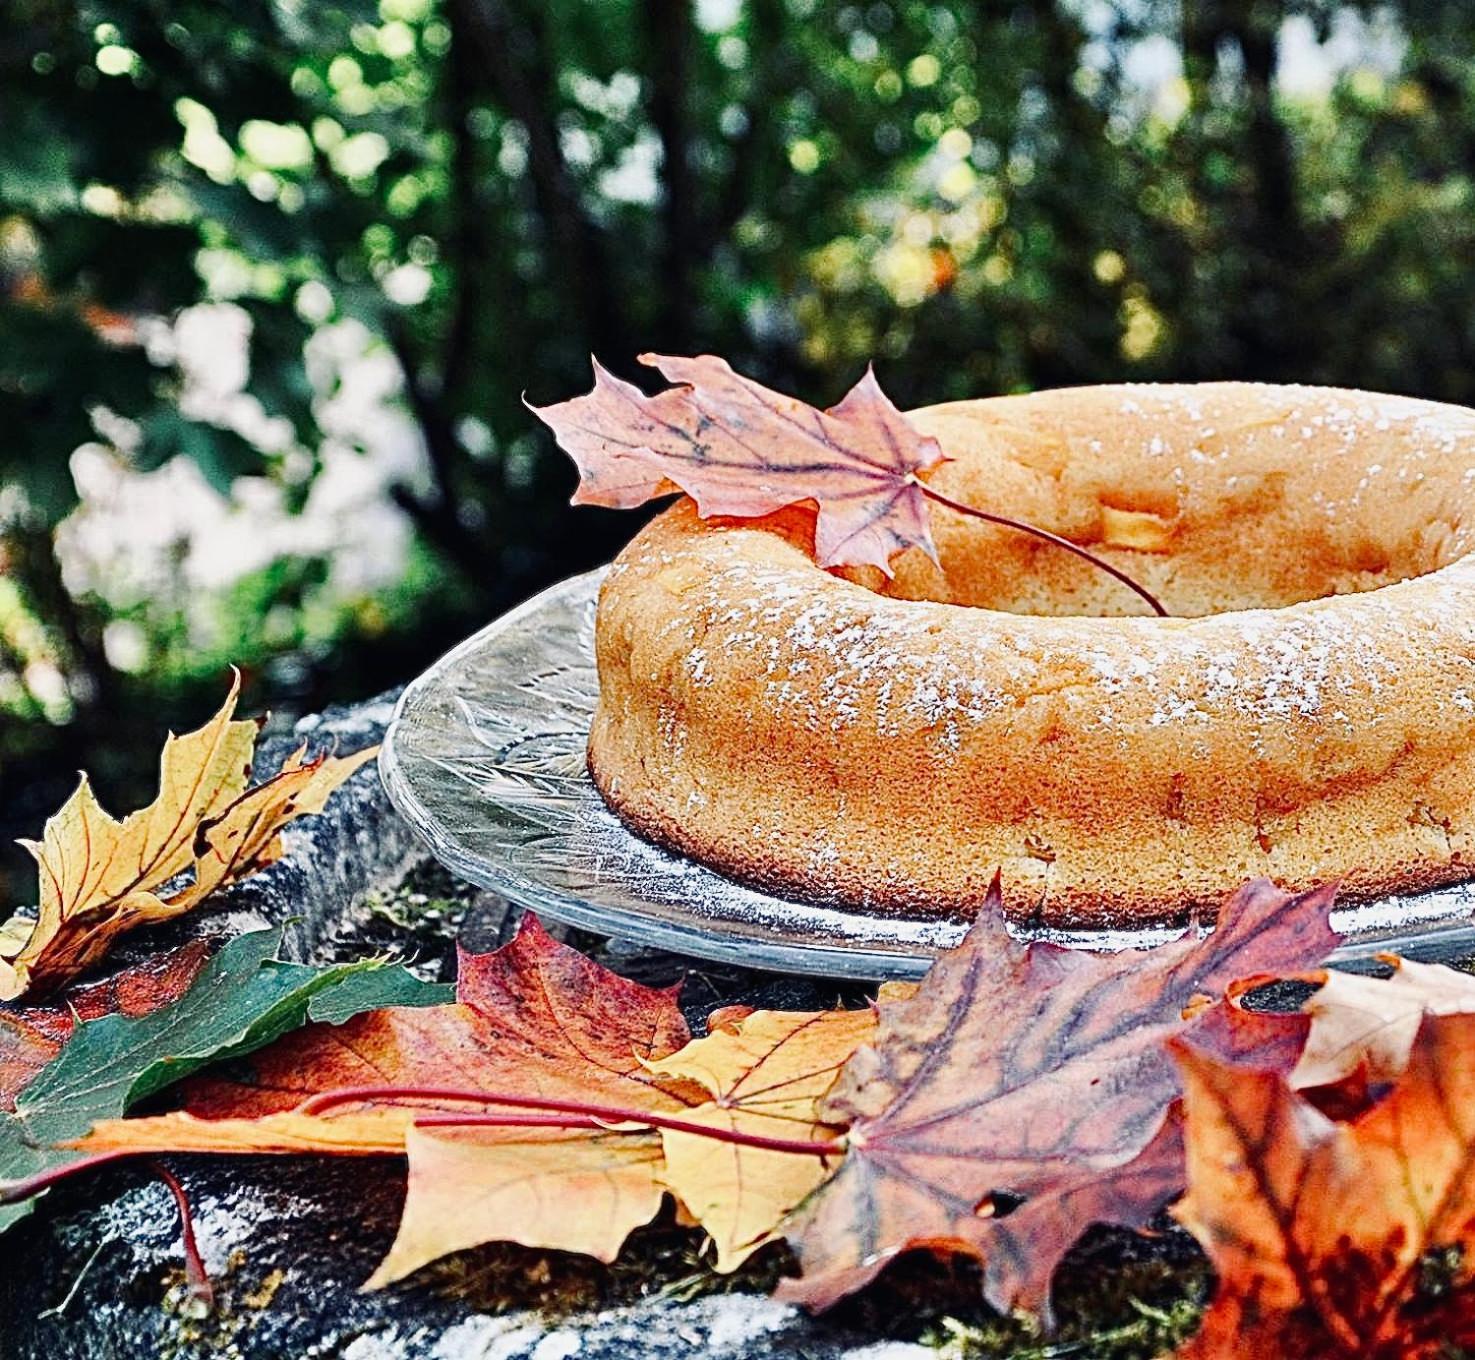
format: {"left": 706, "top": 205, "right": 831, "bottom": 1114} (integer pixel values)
{"left": 918, "top": 483, "right": 1169, "bottom": 617}
{"left": 298, "top": 1083, "right": 842, "bottom": 1157}
{"left": 0, "top": 1153, "right": 214, "bottom": 1314}
{"left": 149, "top": 1160, "right": 213, "bottom": 1315}
{"left": 0, "top": 1085, "right": 843, "bottom": 1212}
{"left": 0, "top": 1150, "right": 141, "bottom": 1204}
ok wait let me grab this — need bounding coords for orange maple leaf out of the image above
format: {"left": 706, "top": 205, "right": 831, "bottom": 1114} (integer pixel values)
{"left": 66, "top": 917, "right": 872, "bottom": 1283}
{"left": 529, "top": 353, "right": 1167, "bottom": 611}
{"left": 1173, "top": 1010, "right": 1475, "bottom": 1359}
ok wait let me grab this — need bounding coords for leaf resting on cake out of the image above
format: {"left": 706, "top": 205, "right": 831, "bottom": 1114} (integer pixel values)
{"left": 527, "top": 353, "right": 949, "bottom": 574}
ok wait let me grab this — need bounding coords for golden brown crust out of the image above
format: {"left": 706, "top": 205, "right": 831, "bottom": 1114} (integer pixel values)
{"left": 588, "top": 382, "right": 1475, "bottom": 927}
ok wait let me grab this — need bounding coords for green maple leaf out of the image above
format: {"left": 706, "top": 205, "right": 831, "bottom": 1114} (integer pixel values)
{"left": 0, "top": 927, "right": 451, "bottom": 1230}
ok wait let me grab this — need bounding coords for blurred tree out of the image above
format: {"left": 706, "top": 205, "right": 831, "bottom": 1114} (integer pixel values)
{"left": 4, "top": 0, "right": 1475, "bottom": 889}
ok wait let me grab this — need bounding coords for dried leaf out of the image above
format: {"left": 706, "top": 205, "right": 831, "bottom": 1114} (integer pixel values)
{"left": 368, "top": 1126, "right": 669, "bottom": 1284}
{"left": 646, "top": 1007, "right": 872, "bottom": 1270}
{"left": 0, "top": 676, "right": 257, "bottom": 997}
{"left": 60, "top": 1106, "right": 413, "bottom": 1156}
{"left": 971, "top": 990, "right": 1314, "bottom": 1319}
{"left": 70, "top": 918, "right": 882, "bottom": 1282}
{"left": 151, "top": 917, "right": 699, "bottom": 1124}
{"left": 0, "top": 677, "right": 377, "bottom": 999}
{"left": 1293, "top": 956, "right": 1475, "bottom": 1090}
{"left": 778, "top": 879, "right": 1341, "bottom": 1315}
{"left": 1174, "top": 1011, "right": 1475, "bottom": 1359}
{"left": 73, "top": 917, "right": 707, "bottom": 1279}
{"left": 172, "top": 744, "right": 378, "bottom": 912}
{"left": 529, "top": 354, "right": 948, "bottom": 574}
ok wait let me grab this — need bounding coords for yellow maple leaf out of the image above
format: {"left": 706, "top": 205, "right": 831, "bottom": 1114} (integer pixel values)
{"left": 0, "top": 677, "right": 376, "bottom": 1000}
{"left": 174, "top": 744, "right": 377, "bottom": 912}
{"left": 647, "top": 1006, "right": 875, "bottom": 1270}
{"left": 367, "top": 1126, "right": 669, "bottom": 1285}
{"left": 67, "top": 1107, "right": 413, "bottom": 1157}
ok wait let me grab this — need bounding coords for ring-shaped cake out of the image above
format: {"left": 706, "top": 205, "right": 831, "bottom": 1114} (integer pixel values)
{"left": 588, "top": 383, "right": 1475, "bottom": 926}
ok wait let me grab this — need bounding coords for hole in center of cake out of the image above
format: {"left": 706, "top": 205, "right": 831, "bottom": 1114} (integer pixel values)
{"left": 856, "top": 399, "right": 1472, "bottom": 619}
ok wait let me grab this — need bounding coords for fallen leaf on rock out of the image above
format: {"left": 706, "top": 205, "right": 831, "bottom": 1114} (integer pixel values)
{"left": 1293, "top": 955, "right": 1475, "bottom": 1090}
{"left": 529, "top": 354, "right": 948, "bottom": 574}
{"left": 0, "top": 928, "right": 442, "bottom": 1231}
{"left": 973, "top": 983, "right": 1315, "bottom": 1320}
{"left": 777, "top": 878, "right": 1341, "bottom": 1316}
{"left": 55, "top": 1106, "right": 414, "bottom": 1157}
{"left": 68, "top": 917, "right": 881, "bottom": 1283}
{"left": 367, "top": 920, "right": 717, "bottom": 1283}
{"left": 369, "top": 1126, "right": 670, "bottom": 1284}
{"left": 646, "top": 1006, "right": 872, "bottom": 1270}
{"left": 73, "top": 917, "right": 709, "bottom": 1277}
{"left": 0, "top": 940, "right": 211, "bottom": 1108}
{"left": 1173, "top": 1010, "right": 1475, "bottom": 1359}
{"left": 172, "top": 742, "right": 377, "bottom": 914}
{"left": 143, "top": 914, "right": 702, "bottom": 1123}
{"left": 0, "top": 676, "right": 377, "bottom": 999}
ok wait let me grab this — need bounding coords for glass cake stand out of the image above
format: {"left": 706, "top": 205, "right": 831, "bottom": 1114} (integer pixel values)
{"left": 379, "top": 567, "right": 1475, "bottom": 981}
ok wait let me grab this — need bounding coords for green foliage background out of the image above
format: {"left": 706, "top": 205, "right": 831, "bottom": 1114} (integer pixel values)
{"left": 2, "top": 0, "right": 1473, "bottom": 891}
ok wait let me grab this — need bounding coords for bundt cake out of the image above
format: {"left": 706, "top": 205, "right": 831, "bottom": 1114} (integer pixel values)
{"left": 587, "top": 383, "right": 1475, "bottom": 926}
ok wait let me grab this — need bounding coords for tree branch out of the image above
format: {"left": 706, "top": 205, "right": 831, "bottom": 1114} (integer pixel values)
{"left": 643, "top": 0, "right": 695, "bottom": 349}
{"left": 384, "top": 317, "right": 483, "bottom": 574}
{"left": 456, "top": 0, "right": 620, "bottom": 356}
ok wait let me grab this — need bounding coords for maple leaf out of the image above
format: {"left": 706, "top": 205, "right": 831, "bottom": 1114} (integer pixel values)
{"left": 645, "top": 1005, "right": 874, "bottom": 1270}
{"left": 0, "top": 927, "right": 444, "bottom": 1231}
{"left": 159, "top": 915, "right": 701, "bottom": 1121}
{"left": 530, "top": 354, "right": 1168, "bottom": 612}
{"left": 65, "top": 918, "right": 876, "bottom": 1283}
{"left": 68, "top": 917, "right": 709, "bottom": 1278}
{"left": 1173, "top": 1010, "right": 1475, "bottom": 1360}
{"left": 777, "top": 878, "right": 1341, "bottom": 1316}
{"left": 961, "top": 989, "right": 1315, "bottom": 1321}
{"left": 528, "top": 353, "right": 948, "bottom": 574}
{"left": 0, "top": 940, "right": 211, "bottom": 1109}
{"left": 1292, "top": 955, "right": 1475, "bottom": 1090}
{"left": 368, "top": 1125, "right": 671, "bottom": 1284}
{"left": 0, "top": 676, "right": 377, "bottom": 1000}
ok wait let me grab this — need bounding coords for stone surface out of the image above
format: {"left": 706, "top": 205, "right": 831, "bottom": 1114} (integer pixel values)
{"left": 0, "top": 692, "right": 1203, "bottom": 1359}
